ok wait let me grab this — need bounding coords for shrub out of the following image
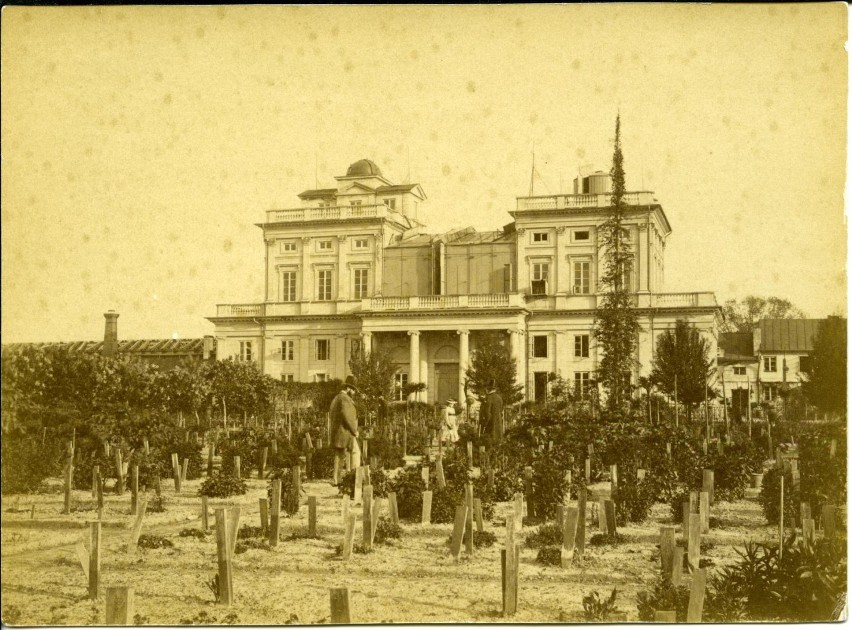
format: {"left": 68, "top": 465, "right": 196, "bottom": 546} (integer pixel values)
{"left": 179, "top": 528, "right": 208, "bottom": 539}
{"left": 614, "top": 476, "right": 656, "bottom": 526}
{"left": 798, "top": 425, "right": 847, "bottom": 515}
{"left": 473, "top": 529, "right": 496, "bottom": 548}
{"left": 530, "top": 454, "right": 571, "bottom": 520}
{"left": 218, "top": 430, "right": 261, "bottom": 478}
{"left": 237, "top": 525, "right": 267, "bottom": 539}
{"left": 386, "top": 465, "right": 425, "bottom": 520}
{"left": 583, "top": 588, "right": 621, "bottom": 621}
{"left": 310, "top": 447, "right": 335, "bottom": 480}
{"left": 1, "top": 436, "right": 63, "bottom": 494}
{"left": 589, "top": 532, "right": 628, "bottom": 546}
{"left": 155, "top": 439, "right": 204, "bottom": 481}
{"left": 636, "top": 577, "right": 690, "bottom": 622}
{"left": 375, "top": 517, "right": 402, "bottom": 544}
{"left": 525, "top": 523, "right": 562, "bottom": 549}
{"left": 199, "top": 473, "right": 247, "bottom": 498}
{"left": 234, "top": 539, "right": 270, "bottom": 554}
{"left": 536, "top": 546, "right": 561, "bottom": 566}
{"left": 72, "top": 452, "right": 116, "bottom": 491}
{"left": 137, "top": 534, "right": 174, "bottom": 550}
{"left": 266, "top": 467, "right": 300, "bottom": 516}
{"left": 337, "top": 467, "right": 391, "bottom": 499}
{"left": 758, "top": 466, "right": 799, "bottom": 525}
{"left": 127, "top": 450, "right": 170, "bottom": 489}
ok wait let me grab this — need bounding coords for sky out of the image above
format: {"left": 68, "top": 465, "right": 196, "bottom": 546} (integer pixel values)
{"left": 1, "top": 4, "right": 847, "bottom": 343}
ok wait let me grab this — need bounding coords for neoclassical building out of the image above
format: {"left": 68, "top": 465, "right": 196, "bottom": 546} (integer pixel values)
{"left": 208, "top": 158, "right": 722, "bottom": 404}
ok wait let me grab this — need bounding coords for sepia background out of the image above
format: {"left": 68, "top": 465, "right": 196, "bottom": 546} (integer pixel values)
{"left": 1, "top": 4, "right": 847, "bottom": 343}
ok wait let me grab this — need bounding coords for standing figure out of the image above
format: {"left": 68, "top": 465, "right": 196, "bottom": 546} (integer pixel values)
{"left": 441, "top": 398, "right": 460, "bottom": 444}
{"left": 479, "top": 379, "right": 505, "bottom": 445}
{"left": 330, "top": 376, "right": 360, "bottom": 485}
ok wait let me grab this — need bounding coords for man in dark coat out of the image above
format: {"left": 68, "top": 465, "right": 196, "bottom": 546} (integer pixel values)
{"left": 330, "top": 376, "right": 360, "bottom": 484}
{"left": 479, "top": 379, "right": 504, "bottom": 444}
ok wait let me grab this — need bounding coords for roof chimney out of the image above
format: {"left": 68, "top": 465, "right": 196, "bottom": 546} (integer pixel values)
{"left": 103, "top": 310, "right": 119, "bottom": 358}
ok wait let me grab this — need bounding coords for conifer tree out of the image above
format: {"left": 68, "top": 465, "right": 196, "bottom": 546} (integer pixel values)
{"left": 650, "top": 319, "right": 715, "bottom": 419}
{"left": 593, "top": 115, "right": 640, "bottom": 412}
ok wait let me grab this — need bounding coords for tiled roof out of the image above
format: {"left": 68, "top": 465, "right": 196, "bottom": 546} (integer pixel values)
{"left": 3, "top": 338, "right": 212, "bottom": 356}
{"left": 759, "top": 319, "right": 822, "bottom": 353}
{"left": 719, "top": 332, "right": 755, "bottom": 361}
{"left": 296, "top": 188, "right": 337, "bottom": 199}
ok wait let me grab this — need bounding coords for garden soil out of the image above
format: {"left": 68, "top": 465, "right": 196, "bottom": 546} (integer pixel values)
{"left": 0, "top": 470, "right": 801, "bottom": 625}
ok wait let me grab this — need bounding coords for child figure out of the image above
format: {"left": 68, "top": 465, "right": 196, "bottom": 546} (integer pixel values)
{"left": 442, "top": 398, "right": 460, "bottom": 444}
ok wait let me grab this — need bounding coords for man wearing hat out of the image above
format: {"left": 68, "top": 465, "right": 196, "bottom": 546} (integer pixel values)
{"left": 330, "top": 375, "right": 360, "bottom": 485}
{"left": 479, "top": 379, "right": 504, "bottom": 445}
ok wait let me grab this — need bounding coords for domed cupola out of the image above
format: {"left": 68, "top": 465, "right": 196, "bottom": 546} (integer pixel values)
{"left": 346, "top": 159, "right": 382, "bottom": 177}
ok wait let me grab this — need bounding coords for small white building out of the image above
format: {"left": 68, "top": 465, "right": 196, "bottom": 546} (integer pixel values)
{"left": 208, "top": 157, "right": 722, "bottom": 404}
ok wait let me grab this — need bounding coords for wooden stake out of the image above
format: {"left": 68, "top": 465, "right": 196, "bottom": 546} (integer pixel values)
{"left": 779, "top": 475, "right": 784, "bottom": 559}
{"left": 127, "top": 497, "right": 148, "bottom": 549}
{"left": 502, "top": 516, "right": 517, "bottom": 616}
{"left": 258, "top": 497, "right": 268, "bottom": 532}
{"left": 801, "top": 501, "right": 812, "bottom": 524}
{"left": 105, "top": 586, "right": 135, "bottom": 625}
{"left": 686, "top": 568, "right": 706, "bottom": 622}
{"left": 421, "top": 490, "right": 432, "bottom": 525}
{"left": 202, "top": 496, "right": 209, "bottom": 531}
{"left": 599, "top": 498, "right": 608, "bottom": 534}
{"left": 672, "top": 546, "right": 684, "bottom": 586}
{"left": 353, "top": 467, "right": 362, "bottom": 503}
{"left": 388, "top": 492, "right": 399, "bottom": 527}
{"left": 702, "top": 469, "right": 714, "bottom": 505}
{"left": 802, "top": 518, "right": 815, "bottom": 544}
{"left": 514, "top": 493, "right": 524, "bottom": 531}
{"left": 341, "top": 513, "right": 356, "bottom": 561}
{"left": 181, "top": 458, "right": 189, "bottom": 484}
{"left": 575, "top": 488, "right": 586, "bottom": 558}
{"left": 92, "top": 465, "right": 99, "bottom": 499}
{"left": 660, "top": 527, "right": 676, "bottom": 577}
{"left": 637, "top": 468, "right": 646, "bottom": 481}
{"left": 465, "top": 483, "right": 474, "bottom": 556}
{"left": 609, "top": 464, "right": 618, "bottom": 493}
{"left": 76, "top": 541, "right": 90, "bottom": 581}
{"left": 473, "top": 498, "right": 484, "bottom": 532}
{"left": 585, "top": 458, "right": 591, "bottom": 483}
{"left": 259, "top": 447, "right": 268, "bottom": 480}
{"left": 435, "top": 457, "right": 446, "bottom": 489}
{"left": 523, "top": 467, "right": 534, "bottom": 519}
{"left": 63, "top": 442, "right": 74, "bottom": 515}
{"left": 234, "top": 456, "right": 241, "bottom": 480}
{"left": 130, "top": 466, "right": 139, "bottom": 516}
{"left": 654, "top": 611, "right": 676, "bottom": 622}
{"left": 603, "top": 499, "right": 616, "bottom": 535}
{"left": 561, "top": 507, "right": 579, "bottom": 568}
{"left": 467, "top": 441, "right": 473, "bottom": 468}
{"left": 114, "top": 449, "right": 124, "bottom": 495}
{"left": 228, "top": 506, "right": 241, "bottom": 556}
{"left": 449, "top": 505, "right": 468, "bottom": 562}
{"left": 207, "top": 444, "right": 214, "bottom": 477}
{"left": 308, "top": 496, "right": 317, "bottom": 538}
{"left": 214, "top": 508, "right": 234, "bottom": 606}
{"left": 822, "top": 504, "right": 836, "bottom": 540}
{"left": 290, "top": 465, "right": 301, "bottom": 515}
{"left": 329, "top": 588, "right": 351, "bottom": 623}
{"left": 88, "top": 521, "right": 101, "bottom": 599}
{"left": 421, "top": 466, "right": 430, "bottom": 489}
{"left": 97, "top": 473, "right": 104, "bottom": 512}
{"left": 362, "top": 485, "right": 373, "bottom": 549}
{"left": 370, "top": 497, "right": 381, "bottom": 545}
{"left": 269, "top": 479, "right": 281, "bottom": 547}
{"left": 143, "top": 438, "right": 149, "bottom": 456}
{"left": 687, "top": 514, "right": 701, "bottom": 571}
{"left": 171, "top": 453, "right": 181, "bottom": 492}
{"left": 30, "top": 503, "right": 35, "bottom": 519}
{"left": 699, "top": 491, "right": 710, "bottom": 533}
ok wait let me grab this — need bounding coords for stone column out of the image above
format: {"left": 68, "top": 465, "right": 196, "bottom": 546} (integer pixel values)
{"left": 419, "top": 334, "right": 429, "bottom": 403}
{"left": 360, "top": 331, "right": 372, "bottom": 356}
{"left": 509, "top": 329, "right": 527, "bottom": 400}
{"left": 408, "top": 331, "right": 420, "bottom": 401}
{"left": 458, "top": 330, "right": 470, "bottom": 405}
{"left": 301, "top": 237, "right": 312, "bottom": 301}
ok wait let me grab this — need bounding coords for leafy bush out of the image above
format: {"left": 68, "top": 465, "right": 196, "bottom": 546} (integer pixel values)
{"left": 198, "top": 473, "right": 247, "bottom": 498}
{"left": 155, "top": 439, "right": 204, "bottom": 481}
{"left": 589, "top": 532, "right": 628, "bottom": 546}
{"left": 530, "top": 453, "right": 571, "bottom": 520}
{"left": 758, "top": 466, "right": 799, "bottom": 525}
{"left": 266, "top": 467, "right": 300, "bottom": 516}
{"left": 798, "top": 424, "right": 847, "bottom": 515}
{"left": 473, "top": 529, "right": 496, "bottom": 548}
{"left": 137, "top": 534, "right": 174, "bottom": 550}
{"left": 237, "top": 525, "right": 267, "bottom": 539}
{"left": 179, "top": 528, "right": 209, "bottom": 539}
{"left": 614, "top": 476, "right": 656, "bottom": 526}
{"left": 310, "top": 447, "right": 335, "bottom": 480}
{"left": 525, "top": 523, "right": 562, "bottom": 549}
{"left": 375, "top": 517, "right": 402, "bottom": 544}
{"left": 1, "top": 435, "right": 63, "bottom": 494}
{"left": 707, "top": 535, "right": 847, "bottom": 621}
{"left": 234, "top": 539, "right": 270, "bottom": 554}
{"left": 636, "top": 577, "right": 690, "bottom": 622}
{"left": 337, "top": 467, "right": 391, "bottom": 499}
{"left": 536, "top": 546, "right": 561, "bottom": 566}
{"left": 583, "top": 588, "right": 621, "bottom": 621}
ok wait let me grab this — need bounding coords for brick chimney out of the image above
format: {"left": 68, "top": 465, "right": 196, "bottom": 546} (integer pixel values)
{"left": 103, "top": 310, "right": 119, "bottom": 358}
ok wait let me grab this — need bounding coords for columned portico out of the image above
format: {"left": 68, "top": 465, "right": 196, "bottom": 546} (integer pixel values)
{"left": 408, "top": 330, "right": 421, "bottom": 401}
{"left": 457, "top": 330, "right": 470, "bottom": 404}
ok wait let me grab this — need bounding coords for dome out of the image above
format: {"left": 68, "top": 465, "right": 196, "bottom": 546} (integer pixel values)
{"left": 346, "top": 159, "right": 382, "bottom": 177}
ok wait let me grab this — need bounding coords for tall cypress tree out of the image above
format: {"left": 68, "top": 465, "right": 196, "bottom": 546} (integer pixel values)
{"left": 594, "top": 115, "right": 640, "bottom": 412}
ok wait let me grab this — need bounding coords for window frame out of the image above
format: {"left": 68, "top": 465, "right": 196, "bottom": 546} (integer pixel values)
{"left": 572, "top": 229, "right": 591, "bottom": 243}
{"left": 353, "top": 237, "right": 370, "bottom": 251}
{"left": 733, "top": 366, "right": 747, "bottom": 376}
{"left": 572, "top": 259, "right": 591, "bottom": 294}
{"left": 532, "top": 335, "right": 549, "bottom": 359}
{"left": 574, "top": 371, "right": 591, "bottom": 397}
{"left": 531, "top": 231, "right": 550, "bottom": 244}
{"left": 280, "top": 240, "right": 297, "bottom": 253}
{"left": 239, "top": 341, "right": 253, "bottom": 362}
{"left": 315, "top": 339, "right": 330, "bottom": 362}
{"left": 280, "top": 269, "right": 297, "bottom": 302}
{"left": 316, "top": 268, "right": 333, "bottom": 301}
{"left": 281, "top": 339, "right": 295, "bottom": 362}
{"left": 317, "top": 239, "right": 333, "bottom": 252}
{"left": 574, "top": 334, "right": 590, "bottom": 358}
{"left": 353, "top": 267, "right": 370, "bottom": 299}
{"left": 763, "top": 356, "right": 777, "bottom": 373}
{"left": 393, "top": 371, "right": 409, "bottom": 401}
{"left": 281, "top": 373, "right": 295, "bottom": 383}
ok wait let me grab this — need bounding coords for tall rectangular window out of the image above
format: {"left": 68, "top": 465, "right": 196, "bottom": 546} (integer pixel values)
{"left": 763, "top": 356, "right": 777, "bottom": 372}
{"left": 317, "top": 269, "right": 333, "bottom": 301}
{"left": 281, "top": 340, "right": 295, "bottom": 361}
{"left": 394, "top": 372, "right": 409, "bottom": 401}
{"left": 315, "top": 339, "right": 330, "bottom": 361}
{"left": 532, "top": 335, "right": 548, "bottom": 358}
{"left": 353, "top": 268, "right": 369, "bottom": 299}
{"left": 574, "top": 371, "right": 590, "bottom": 397}
{"left": 531, "top": 262, "right": 549, "bottom": 295}
{"left": 574, "top": 334, "right": 590, "bottom": 358}
{"left": 281, "top": 271, "right": 297, "bottom": 302}
{"left": 573, "top": 261, "right": 591, "bottom": 294}
{"left": 239, "top": 341, "right": 253, "bottom": 362}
